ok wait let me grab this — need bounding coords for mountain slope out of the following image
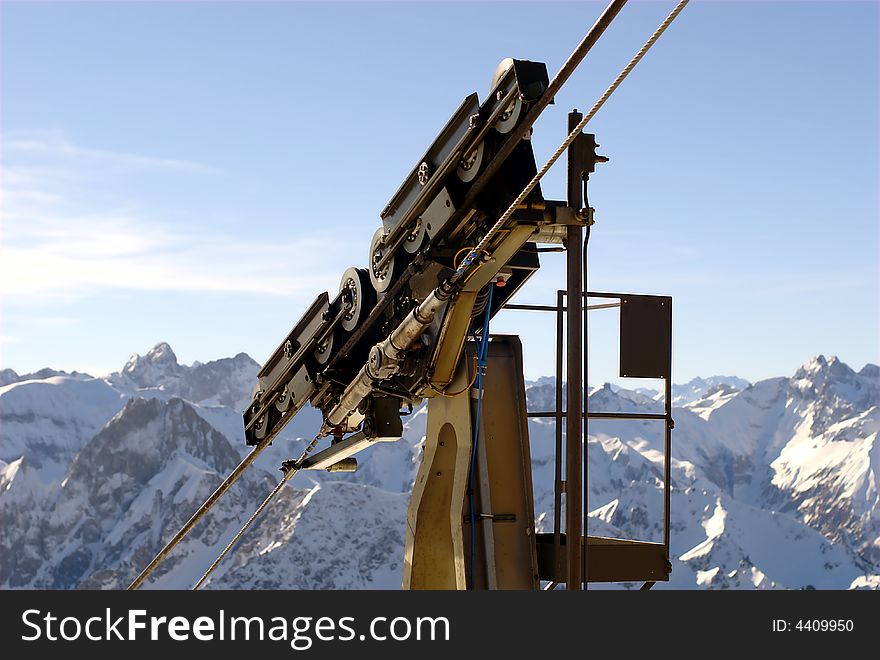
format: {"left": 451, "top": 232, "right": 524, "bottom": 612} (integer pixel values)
{"left": 0, "top": 344, "right": 876, "bottom": 589}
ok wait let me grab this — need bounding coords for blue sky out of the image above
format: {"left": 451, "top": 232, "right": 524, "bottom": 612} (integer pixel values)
{"left": 1, "top": 1, "right": 877, "bottom": 385}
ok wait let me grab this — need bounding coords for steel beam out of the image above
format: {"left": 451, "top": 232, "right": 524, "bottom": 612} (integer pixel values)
{"left": 564, "top": 110, "right": 585, "bottom": 590}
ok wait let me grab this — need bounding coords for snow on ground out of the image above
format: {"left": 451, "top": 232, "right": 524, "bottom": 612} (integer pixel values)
{"left": 1, "top": 344, "right": 877, "bottom": 589}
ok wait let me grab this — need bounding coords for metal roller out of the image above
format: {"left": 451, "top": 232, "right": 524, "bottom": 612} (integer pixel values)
{"left": 313, "top": 333, "right": 334, "bottom": 364}
{"left": 491, "top": 58, "right": 523, "bottom": 134}
{"left": 369, "top": 227, "right": 395, "bottom": 293}
{"left": 403, "top": 215, "right": 427, "bottom": 254}
{"left": 252, "top": 413, "right": 268, "bottom": 440}
{"left": 275, "top": 384, "right": 292, "bottom": 413}
{"left": 339, "top": 266, "right": 372, "bottom": 331}
{"left": 456, "top": 141, "right": 485, "bottom": 182}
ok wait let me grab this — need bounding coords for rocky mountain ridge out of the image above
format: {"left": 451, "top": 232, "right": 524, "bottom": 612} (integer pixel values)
{"left": 1, "top": 344, "right": 877, "bottom": 589}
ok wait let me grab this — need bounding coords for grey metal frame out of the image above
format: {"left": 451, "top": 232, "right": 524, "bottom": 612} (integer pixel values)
{"left": 502, "top": 288, "right": 673, "bottom": 589}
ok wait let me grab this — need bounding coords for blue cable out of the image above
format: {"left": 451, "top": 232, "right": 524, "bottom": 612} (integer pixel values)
{"left": 469, "top": 283, "right": 494, "bottom": 589}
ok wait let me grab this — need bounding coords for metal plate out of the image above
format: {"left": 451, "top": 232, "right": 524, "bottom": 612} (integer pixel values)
{"left": 619, "top": 294, "right": 672, "bottom": 379}
{"left": 422, "top": 186, "right": 455, "bottom": 239}
{"left": 257, "top": 292, "right": 329, "bottom": 384}
{"left": 381, "top": 94, "right": 479, "bottom": 236}
{"left": 286, "top": 365, "right": 314, "bottom": 410}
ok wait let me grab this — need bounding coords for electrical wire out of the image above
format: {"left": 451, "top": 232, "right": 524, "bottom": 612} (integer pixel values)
{"left": 453, "top": 246, "right": 477, "bottom": 270}
{"left": 468, "top": 283, "right": 494, "bottom": 588}
{"left": 429, "top": 356, "right": 479, "bottom": 397}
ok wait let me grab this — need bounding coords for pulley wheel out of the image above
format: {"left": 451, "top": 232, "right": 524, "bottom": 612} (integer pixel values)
{"left": 456, "top": 141, "right": 484, "bottom": 183}
{"left": 490, "top": 57, "right": 522, "bottom": 134}
{"left": 402, "top": 215, "right": 426, "bottom": 254}
{"left": 253, "top": 415, "right": 268, "bottom": 440}
{"left": 491, "top": 58, "right": 515, "bottom": 89}
{"left": 313, "top": 332, "right": 334, "bottom": 365}
{"left": 369, "top": 227, "right": 394, "bottom": 293}
{"left": 275, "top": 381, "right": 293, "bottom": 413}
{"left": 495, "top": 97, "right": 522, "bottom": 134}
{"left": 339, "top": 266, "right": 372, "bottom": 332}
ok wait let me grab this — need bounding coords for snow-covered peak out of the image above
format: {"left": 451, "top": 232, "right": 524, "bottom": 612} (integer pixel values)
{"left": 790, "top": 355, "right": 880, "bottom": 400}
{"left": 0, "top": 368, "right": 19, "bottom": 388}
{"left": 671, "top": 375, "right": 751, "bottom": 407}
{"left": 525, "top": 379, "right": 662, "bottom": 413}
{"left": 0, "top": 375, "right": 128, "bottom": 481}
{"left": 590, "top": 382, "right": 664, "bottom": 412}
{"left": 788, "top": 355, "right": 880, "bottom": 433}
{"left": 147, "top": 341, "right": 177, "bottom": 362}
{"left": 125, "top": 341, "right": 179, "bottom": 371}
{"left": 67, "top": 397, "right": 242, "bottom": 489}
{"left": 684, "top": 384, "right": 743, "bottom": 420}
{"left": 121, "top": 342, "right": 183, "bottom": 386}
{"left": 110, "top": 343, "right": 260, "bottom": 410}
{"left": 0, "top": 367, "right": 94, "bottom": 388}
{"left": 793, "top": 354, "right": 854, "bottom": 381}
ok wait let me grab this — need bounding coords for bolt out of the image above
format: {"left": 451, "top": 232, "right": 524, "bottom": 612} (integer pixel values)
{"left": 418, "top": 162, "right": 430, "bottom": 186}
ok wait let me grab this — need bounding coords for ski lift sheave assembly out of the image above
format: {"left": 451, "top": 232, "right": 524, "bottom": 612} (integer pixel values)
{"left": 128, "top": 0, "right": 688, "bottom": 592}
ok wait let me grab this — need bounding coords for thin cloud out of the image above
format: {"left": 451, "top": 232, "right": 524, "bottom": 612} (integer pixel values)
{"left": 0, "top": 132, "right": 353, "bottom": 301}
{"left": 2, "top": 130, "right": 213, "bottom": 174}
{"left": 0, "top": 207, "right": 345, "bottom": 299}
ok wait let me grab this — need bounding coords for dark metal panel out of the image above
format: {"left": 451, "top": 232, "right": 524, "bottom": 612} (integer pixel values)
{"left": 619, "top": 295, "right": 672, "bottom": 379}
{"left": 256, "top": 292, "right": 329, "bottom": 381}
{"left": 380, "top": 94, "right": 479, "bottom": 234}
{"left": 536, "top": 534, "right": 670, "bottom": 583}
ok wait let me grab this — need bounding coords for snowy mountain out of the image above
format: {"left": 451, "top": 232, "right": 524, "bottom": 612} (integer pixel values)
{"left": 631, "top": 375, "right": 752, "bottom": 407}
{"left": 1, "top": 344, "right": 877, "bottom": 589}
{"left": 671, "top": 375, "right": 752, "bottom": 407}
{"left": 0, "top": 367, "right": 93, "bottom": 388}
{"left": 107, "top": 342, "right": 259, "bottom": 410}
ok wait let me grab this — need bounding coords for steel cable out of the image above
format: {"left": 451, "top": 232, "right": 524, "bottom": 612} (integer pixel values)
{"left": 455, "top": 0, "right": 690, "bottom": 278}
{"left": 126, "top": 0, "right": 689, "bottom": 591}
{"left": 192, "top": 436, "right": 320, "bottom": 590}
